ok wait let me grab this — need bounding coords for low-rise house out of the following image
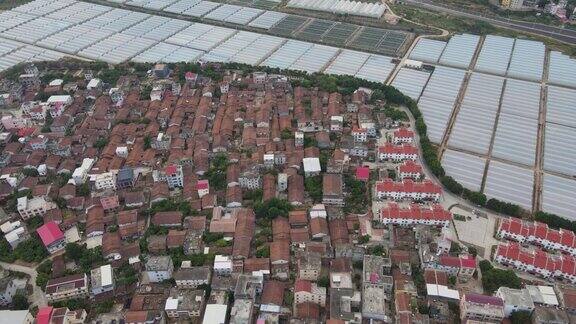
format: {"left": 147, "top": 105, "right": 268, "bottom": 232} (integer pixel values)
{"left": 45, "top": 274, "right": 89, "bottom": 302}
{"left": 145, "top": 256, "right": 174, "bottom": 283}
{"left": 302, "top": 158, "right": 321, "bottom": 177}
{"left": 322, "top": 174, "right": 344, "bottom": 206}
{"left": 90, "top": 265, "right": 114, "bottom": 296}
{"left": 0, "top": 275, "right": 26, "bottom": 307}
{"left": 174, "top": 266, "right": 211, "bottom": 289}
{"left": 0, "top": 220, "right": 28, "bottom": 248}
{"left": 230, "top": 299, "right": 254, "bottom": 324}
{"left": 152, "top": 211, "right": 182, "bottom": 227}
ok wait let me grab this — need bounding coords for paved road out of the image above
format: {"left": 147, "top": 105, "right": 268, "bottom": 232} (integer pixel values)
{"left": 0, "top": 261, "right": 47, "bottom": 307}
{"left": 401, "top": 0, "right": 576, "bottom": 45}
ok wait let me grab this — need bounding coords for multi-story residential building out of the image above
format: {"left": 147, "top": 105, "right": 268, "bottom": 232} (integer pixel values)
{"left": 330, "top": 116, "right": 343, "bottom": 132}
{"left": 302, "top": 158, "right": 321, "bottom": 177}
{"left": 152, "top": 133, "right": 171, "bottom": 151}
{"left": 278, "top": 173, "right": 288, "bottom": 192}
{"left": 460, "top": 293, "right": 505, "bottom": 323}
{"left": 154, "top": 164, "right": 184, "bottom": 189}
{"left": 93, "top": 172, "right": 116, "bottom": 191}
{"left": 298, "top": 251, "right": 321, "bottom": 281}
{"left": 116, "top": 167, "right": 136, "bottom": 189}
{"left": 90, "top": 265, "right": 114, "bottom": 296}
{"left": 1, "top": 115, "right": 28, "bottom": 130}
{"left": 294, "top": 131, "right": 304, "bottom": 147}
{"left": 378, "top": 144, "right": 418, "bottom": 162}
{"left": 174, "top": 266, "right": 211, "bottom": 289}
{"left": 497, "top": 218, "right": 576, "bottom": 256}
{"left": 165, "top": 289, "right": 205, "bottom": 319}
{"left": 495, "top": 287, "right": 535, "bottom": 317}
{"left": 238, "top": 170, "right": 261, "bottom": 190}
{"left": 351, "top": 127, "right": 368, "bottom": 143}
{"left": 398, "top": 161, "right": 423, "bottom": 180}
{"left": 71, "top": 158, "right": 95, "bottom": 186}
{"left": 494, "top": 242, "right": 576, "bottom": 283}
{"left": 378, "top": 203, "right": 452, "bottom": 227}
{"left": 214, "top": 255, "right": 233, "bottom": 276}
{"left": 375, "top": 179, "right": 442, "bottom": 202}
{"left": 17, "top": 196, "right": 53, "bottom": 219}
{"left": 393, "top": 127, "right": 414, "bottom": 144}
{"left": 37, "top": 221, "right": 66, "bottom": 254}
{"left": 45, "top": 274, "right": 89, "bottom": 302}
{"left": 0, "top": 276, "right": 26, "bottom": 306}
{"left": 196, "top": 179, "right": 209, "bottom": 198}
{"left": 294, "top": 280, "right": 326, "bottom": 306}
{"left": 145, "top": 256, "right": 174, "bottom": 283}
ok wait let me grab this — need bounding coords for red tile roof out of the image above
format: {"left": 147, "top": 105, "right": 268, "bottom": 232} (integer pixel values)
{"left": 355, "top": 166, "right": 370, "bottom": 181}
{"left": 378, "top": 143, "right": 418, "bottom": 155}
{"left": 376, "top": 179, "right": 442, "bottom": 195}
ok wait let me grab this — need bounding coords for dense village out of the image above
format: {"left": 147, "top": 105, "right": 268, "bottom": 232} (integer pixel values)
{"left": 0, "top": 59, "right": 574, "bottom": 324}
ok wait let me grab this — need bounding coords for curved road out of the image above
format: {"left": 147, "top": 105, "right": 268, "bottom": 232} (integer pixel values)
{"left": 402, "top": 0, "right": 576, "bottom": 44}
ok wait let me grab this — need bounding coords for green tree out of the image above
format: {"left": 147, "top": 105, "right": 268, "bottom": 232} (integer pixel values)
{"left": 304, "top": 176, "right": 322, "bottom": 203}
{"left": 11, "top": 293, "right": 29, "bottom": 310}
{"left": 510, "top": 310, "right": 532, "bottom": 324}
{"left": 482, "top": 268, "right": 521, "bottom": 294}
{"left": 318, "top": 275, "right": 330, "bottom": 288}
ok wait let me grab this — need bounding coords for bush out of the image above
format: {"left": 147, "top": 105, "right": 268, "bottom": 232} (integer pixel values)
{"left": 482, "top": 268, "right": 521, "bottom": 294}
{"left": 535, "top": 211, "right": 576, "bottom": 232}
{"left": 485, "top": 198, "right": 520, "bottom": 217}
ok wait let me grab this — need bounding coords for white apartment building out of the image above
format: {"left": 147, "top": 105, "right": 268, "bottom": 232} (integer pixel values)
{"left": 378, "top": 144, "right": 418, "bottom": 162}
{"left": 352, "top": 127, "right": 368, "bottom": 143}
{"left": 294, "top": 280, "right": 326, "bottom": 306}
{"left": 17, "top": 196, "right": 52, "bottom": 220}
{"left": 71, "top": 158, "right": 95, "bottom": 186}
{"left": 375, "top": 179, "right": 442, "bottom": 202}
{"left": 214, "top": 255, "right": 233, "bottom": 276}
{"left": 392, "top": 128, "right": 414, "bottom": 144}
{"left": 145, "top": 256, "right": 174, "bottom": 283}
{"left": 90, "top": 265, "right": 114, "bottom": 296}
{"left": 93, "top": 172, "right": 117, "bottom": 191}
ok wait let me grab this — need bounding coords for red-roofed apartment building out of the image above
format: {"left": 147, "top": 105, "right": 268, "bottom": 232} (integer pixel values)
{"left": 434, "top": 254, "right": 477, "bottom": 280}
{"left": 494, "top": 242, "right": 576, "bottom": 283}
{"left": 392, "top": 127, "right": 414, "bottom": 144}
{"left": 378, "top": 144, "right": 417, "bottom": 162}
{"left": 154, "top": 164, "right": 184, "bottom": 189}
{"left": 45, "top": 273, "right": 89, "bottom": 302}
{"left": 294, "top": 279, "right": 326, "bottom": 307}
{"left": 497, "top": 218, "right": 576, "bottom": 256}
{"left": 37, "top": 221, "right": 65, "bottom": 254}
{"left": 379, "top": 203, "right": 451, "bottom": 227}
{"left": 375, "top": 179, "right": 441, "bottom": 202}
{"left": 37, "top": 306, "right": 86, "bottom": 324}
{"left": 398, "top": 161, "right": 422, "bottom": 180}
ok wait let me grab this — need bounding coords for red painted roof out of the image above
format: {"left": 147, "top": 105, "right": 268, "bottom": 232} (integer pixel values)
{"left": 399, "top": 161, "right": 422, "bottom": 174}
{"left": 498, "top": 219, "right": 576, "bottom": 250}
{"left": 196, "top": 179, "right": 209, "bottom": 190}
{"left": 295, "top": 279, "right": 312, "bottom": 293}
{"left": 380, "top": 203, "right": 451, "bottom": 222}
{"left": 37, "top": 306, "right": 53, "bottom": 324}
{"left": 496, "top": 242, "right": 576, "bottom": 276}
{"left": 394, "top": 127, "right": 414, "bottom": 138}
{"left": 164, "top": 164, "right": 178, "bottom": 175}
{"left": 376, "top": 179, "right": 442, "bottom": 195}
{"left": 355, "top": 166, "right": 370, "bottom": 181}
{"left": 37, "top": 221, "right": 64, "bottom": 247}
{"left": 378, "top": 143, "right": 418, "bottom": 155}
